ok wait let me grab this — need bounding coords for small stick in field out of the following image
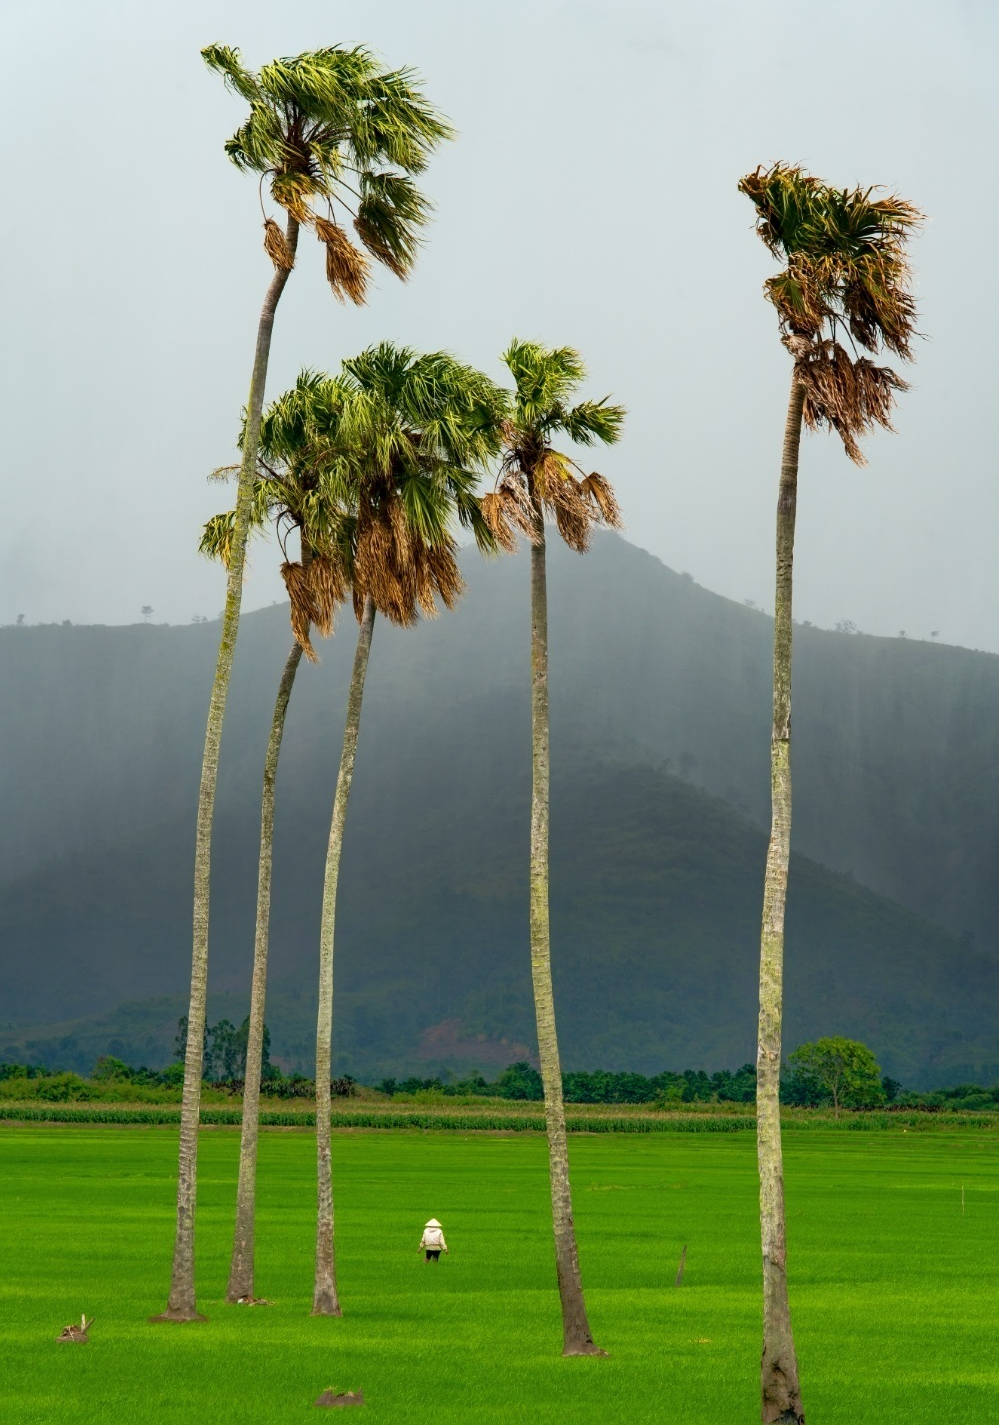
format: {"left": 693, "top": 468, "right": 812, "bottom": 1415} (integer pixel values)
{"left": 674, "top": 1245, "right": 687, "bottom": 1287}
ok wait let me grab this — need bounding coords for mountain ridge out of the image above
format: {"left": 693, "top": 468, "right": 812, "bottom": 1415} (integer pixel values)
{"left": 1, "top": 535, "right": 995, "bottom": 1084}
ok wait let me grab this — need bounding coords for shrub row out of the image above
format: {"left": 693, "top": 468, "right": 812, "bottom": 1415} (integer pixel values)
{"left": 2, "top": 1105, "right": 995, "bottom": 1131}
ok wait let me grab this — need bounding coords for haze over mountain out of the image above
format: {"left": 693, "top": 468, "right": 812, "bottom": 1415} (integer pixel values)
{"left": 1, "top": 536, "right": 996, "bottom": 1084}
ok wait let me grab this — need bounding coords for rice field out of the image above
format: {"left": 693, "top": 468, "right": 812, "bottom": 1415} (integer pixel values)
{"left": 3, "top": 1123, "right": 996, "bottom": 1423}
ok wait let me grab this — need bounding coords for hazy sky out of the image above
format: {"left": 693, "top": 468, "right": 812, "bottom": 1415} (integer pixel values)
{"left": 3, "top": 0, "right": 997, "bottom": 649}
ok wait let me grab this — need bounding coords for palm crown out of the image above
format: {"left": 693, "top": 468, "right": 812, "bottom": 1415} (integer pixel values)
{"left": 738, "top": 162, "right": 923, "bottom": 463}
{"left": 202, "top": 44, "right": 454, "bottom": 297}
{"left": 334, "top": 343, "right": 506, "bottom": 624}
{"left": 482, "top": 340, "right": 626, "bottom": 552}
{"left": 202, "top": 344, "right": 507, "bottom": 649}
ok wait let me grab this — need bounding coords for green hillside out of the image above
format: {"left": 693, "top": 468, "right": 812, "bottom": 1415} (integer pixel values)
{"left": 1, "top": 534, "right": 997, "bottom": 946}
{"left": 1, "top": 535, "right": 996, "bottom": 1085}
{"left": 1, "top": 762, "right": 994, "bottom": 1087}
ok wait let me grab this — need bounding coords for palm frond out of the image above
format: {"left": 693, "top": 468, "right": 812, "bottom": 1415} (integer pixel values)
{"left": 199, "top": 511, "right": 237, "bottom": 567}
{"left": 544, "top": 469, "right": 593, "bottom": 553}
{"left": 497, "top": 474, "right": 540, "bottom": 542}
{"left": 502, "top": 339, "right": 589, "bottom": 427}
{"left": 314, "top": 218, "right": 369, "bottom": 304}
{"left": 201, "top": 45, "right": 261, "bottom": 105}
{"left": 263, "top": 217, "right": 296, "bottom": 271}
{"left": 580, "top": 472, "right": 623, "bottom": 528}
{"left": 480, "top": 492, "right": 518, "bottom": 553}
{"left": 796, "top": 341, "right": 907, "bottom": 466}
{"left": 562, "top": 399, "right": 625, "bottom": 447}
{"left": 280, "top": 560, "right": 320, "bottom": 661}
{"left": 354, "top": 172, "right": 432, "bottom": 278}
{"left": 306, "top": 551, "right": 349, "bottom": 636}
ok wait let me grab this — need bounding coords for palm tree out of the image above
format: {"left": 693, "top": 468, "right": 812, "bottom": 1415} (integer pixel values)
{"left": 481, "top": 339, "right": 624, "bottom": 1355}
{"left": 159, "top": 44, "right": 452, "bottom": 1323}
{"left": 738, "top": 163, "right": 921, "bottom": 1423}
{"left": 200, "top": 375, "right": 354, "bottom": 1305}
{"left": 306, "top": 344, "right": 505, "bottom": 1315}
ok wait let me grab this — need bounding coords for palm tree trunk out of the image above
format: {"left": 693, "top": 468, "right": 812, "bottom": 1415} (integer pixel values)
{"left": 757, "top": 374, "right": 806, "bottom": 1423}
{"left": 313, "top": 595, "right": 376, "bottom": 1317}
{"left": 226, "top": 636, "right": 305, "bottom": 1303}
{"left": 155, "top": 216, "right": 299, "bottom": 1324}
{"left": 528, "top": 516, "right": 602, "bottom": 1357}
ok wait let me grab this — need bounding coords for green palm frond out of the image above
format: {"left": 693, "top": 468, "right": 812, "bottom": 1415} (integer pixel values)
{"left": 562, "top": 399, "right": 626, "bottom": 448}
{"left": 502, "top": 340, "right": 588, "bottom": 428}
{"left": 199, "top": 478, "right": 273, "bottom": 566}
{"left": 201, "top": 45, "right": 263, "bottom": 105}
{"left": 353, "top": 172, "right": 432, "bottom": 277}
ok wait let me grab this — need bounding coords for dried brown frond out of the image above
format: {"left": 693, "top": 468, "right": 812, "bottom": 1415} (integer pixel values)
{"left": 208, "top": 464, "right": 241, "bottom": 484}
{"left": 412, "top": 544, "right": 439, "bottom": 618}
{"left": 280, "top": 561, "right": 319, "bottom": 661}
{"left": 386, "top": 494, "right": 413, "bottom": 564}
{"left": 354, "top": 515, "right": 415, "bottom": 627}
{"left": 545, "top": 470, "right": 593, "bottom": 552}
{"left": 270, "top": 173, "right": 314, "bottom": 225}
{"left": 497, "top": 475, "right": 539, "bottom": 542}
{"left": 533, "top": 450, "right": 570, "bottom": 502}
{"left": 263, "top": 219, "right": 295, "bottom": 272}
{"left": 581, "top": 472, "right": 623, "bottom": 529}
{"left": 314, "top": 218, "right": 370, "bottom": 305}
{"left": 498, "top": 418, "right": 519, "bottom": 450}
{"left": 427, "top": 539, "right": 464, "bottom": 611}
{"left": 843, "top": 252, "right": 918, "bottom": 360}
{"left": 480, "top": 493, "right": 517, "bottom": 553}
{"left": 307, "top": 553, "right": 349, "bottom": 637}
{"left": 794, "top": 340, "right": 907, "bottom": 466}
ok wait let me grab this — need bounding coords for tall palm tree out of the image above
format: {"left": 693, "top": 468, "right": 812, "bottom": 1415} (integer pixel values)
{"left": 159, "top": 44, "right": 451, "bottom": 1323}
{"left": 482, "top": 339, "right": 624, "bottom": 1356}
{"left": 200, "top": 375, "right": 354, "bottom": 1305}
{"left": 738, "top": 163, "right": 921, "bottom": 1423}
{"left": 305, "top": 344, "right": 505, "bottom": 1315}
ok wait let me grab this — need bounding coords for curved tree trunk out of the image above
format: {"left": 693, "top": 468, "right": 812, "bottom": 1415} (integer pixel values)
{"left": 155, "top": 216, "right": 299, "bottom": 1324}
{"left": 313, "top": 595, "right": 376, "bottom": 1317}
{"left": 528, "top": 514, "right": 602, "bottom": 1357}
{"left": 226, "top": 636, "right": 305, "bottom": 1303}
{"left": 757, "top": 375, "right": 806, "bottom": 1422}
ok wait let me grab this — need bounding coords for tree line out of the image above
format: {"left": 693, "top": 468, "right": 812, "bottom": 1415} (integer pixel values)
{"left": 135, "top": 38, "right": 929, "bottom": 1423}
{"left": 6, "top": 1040, "right": 999, "bottom": 1113}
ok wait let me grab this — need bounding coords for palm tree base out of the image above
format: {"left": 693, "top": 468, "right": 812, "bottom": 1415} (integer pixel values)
{"left": 148, "top": 1310, "right": 208, "bottom": 1324}
{"left": 563, "top": 1343, "right": 609, "bottom": 1358}
{"left": 311, "top": 1297, "right": 343, "bottom": 1318}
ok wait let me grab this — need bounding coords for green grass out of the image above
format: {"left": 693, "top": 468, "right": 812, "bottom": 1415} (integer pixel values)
{"left": 2, "top": 1125, "right": 996, "bottom": 1423}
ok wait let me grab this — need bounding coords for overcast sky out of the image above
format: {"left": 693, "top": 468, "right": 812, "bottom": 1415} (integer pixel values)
{"left": 2, "top": 0, "right": 996, "bottom": 649}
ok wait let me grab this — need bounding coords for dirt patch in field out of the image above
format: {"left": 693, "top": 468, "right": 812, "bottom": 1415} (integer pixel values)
{"left": 315, "top": 1389, "right": 364, "bottom": 1407}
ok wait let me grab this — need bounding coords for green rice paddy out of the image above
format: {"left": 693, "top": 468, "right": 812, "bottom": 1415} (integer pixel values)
{"left": 3, "top": 1124, "right": 996, "bottom": 1423}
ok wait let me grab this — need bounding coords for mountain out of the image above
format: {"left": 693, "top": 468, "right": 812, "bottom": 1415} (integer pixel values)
{"left": 0, "top": 535, "right": 996, "bottom": 1085}
{"left": 2, "top": 761, "right": 995, "bottom": 1087}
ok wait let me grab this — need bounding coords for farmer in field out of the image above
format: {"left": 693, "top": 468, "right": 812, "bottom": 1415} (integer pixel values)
{"left": 420, "top": 1218, "right": 448, "bottom": 1263}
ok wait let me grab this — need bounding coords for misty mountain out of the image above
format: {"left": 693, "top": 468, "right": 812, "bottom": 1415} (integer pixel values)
{"left": 2, "top": 761, "right": 995, "bottom": 1088}
{"left": 0, "top": 535, "right": 996, "bottom": 1084}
